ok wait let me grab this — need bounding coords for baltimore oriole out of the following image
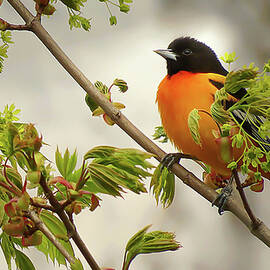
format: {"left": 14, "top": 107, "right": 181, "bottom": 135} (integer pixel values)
{"left": 154, "top": 37, "right": 269, "bottom": 197}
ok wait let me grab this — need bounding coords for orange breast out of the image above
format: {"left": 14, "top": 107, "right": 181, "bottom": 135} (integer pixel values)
{"left": 156, "top": 71, "right": 239, "bottom": 176}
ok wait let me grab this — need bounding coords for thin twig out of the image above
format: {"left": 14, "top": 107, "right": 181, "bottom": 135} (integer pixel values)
{"left": 5, "top": 23, "right": 31, "bottom": 31}
{"left": 0, "top": 180, "right": 21, "bottom": 196}
{"left": 27, "top": 210, "right": 76, "bottom": 265}
{"left": 3, "top": 159, "right": 23, "bottom": 196}
{"left": 30, "top": 199, "right": 54, "bottom": 211}
{"left": 6, "top": 0, "right": 270, "bottom": 249}
{"left": 232, "top": 169, "right": 260, "bottom": 228}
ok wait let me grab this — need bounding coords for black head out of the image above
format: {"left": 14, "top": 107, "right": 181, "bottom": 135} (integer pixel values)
{"left": 155, "top": 37, "right": 228, "bottom": 77}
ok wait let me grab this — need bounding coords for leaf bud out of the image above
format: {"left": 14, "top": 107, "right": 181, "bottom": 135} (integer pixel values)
{"left": 22, "top": 231, "right": 42, "bottom": 247}
{"left": 26, "top": 170, "right": 41, "bottom": 184}
{"left": 0, "top": 18, "right": 8, "bottom": 31}
{"left": 3, "top": 217, "right": 25, "bottom": 237}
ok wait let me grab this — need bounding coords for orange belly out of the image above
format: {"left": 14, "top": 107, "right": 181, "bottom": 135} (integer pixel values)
{"left": 156, "top": 71, "right": 241, "bottom": 176}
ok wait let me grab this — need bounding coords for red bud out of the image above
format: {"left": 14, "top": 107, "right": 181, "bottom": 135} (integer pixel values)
{"left": 0, "top": 18, "right": 8, "bottom": 31}
{"left": 4, "top": 199, "right": 18, "bottom": 217}
{"left": 22, "top": 231, "right": 42, "bottom": 247}
{"left": 90, "top": 194, "right": 100, "bottom": 211}
{"left": 103, "top": 114, "right": 115, "bottom": 126}
{"left": 215, "top": 136, "right": 233, "bottom": 163}
{"left": 3, "top": 217, "right": 25, "bottom": 237}
{"left": 48, "top": 176, "right": 73, "bottom": 189}
{"left": 17, "top": 192, "right": 30, "bottom": 211}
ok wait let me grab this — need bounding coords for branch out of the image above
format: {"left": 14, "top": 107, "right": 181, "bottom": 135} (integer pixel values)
{"left": 232, "top": 169, "right": 260, "bottom": 227}
{"left": 27, "top": 210, "right": 76, "bottom": 265}
{"left": 38, "top": 174, "right": 101, "bottom": 270}
{"left": 6, "top": 0, "right": 270, "bottom": 248}
{"left": 5, "top": 23, "right": 31, "bottom": 31}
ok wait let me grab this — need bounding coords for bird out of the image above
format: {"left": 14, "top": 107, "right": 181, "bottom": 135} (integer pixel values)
{"left": 154, "top": 37, "right": 269, "bottom": 212}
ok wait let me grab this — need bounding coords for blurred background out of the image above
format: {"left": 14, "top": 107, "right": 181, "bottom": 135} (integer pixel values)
{"left": 1, "top": 0, "right": 270, "bottom": 269}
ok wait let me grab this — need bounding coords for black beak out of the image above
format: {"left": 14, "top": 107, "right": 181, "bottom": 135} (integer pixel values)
{"left": 154, "top": 49, "right": 178, "bottom": 61}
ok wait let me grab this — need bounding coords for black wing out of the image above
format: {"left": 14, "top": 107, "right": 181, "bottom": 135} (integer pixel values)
{"left": 209, "top": 79, "right": 270, "bottom": 152}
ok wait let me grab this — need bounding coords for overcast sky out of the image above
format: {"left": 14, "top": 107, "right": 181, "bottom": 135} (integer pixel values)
{"left": 1, "top": 1, "right": 270, "bottom": 269}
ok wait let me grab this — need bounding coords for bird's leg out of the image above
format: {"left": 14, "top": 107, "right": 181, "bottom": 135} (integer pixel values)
{"left": 212, "top": 176, "right": 233, "bottom": 215}
{"left": 160, "top": 152, "right": 198, "bottom": 171}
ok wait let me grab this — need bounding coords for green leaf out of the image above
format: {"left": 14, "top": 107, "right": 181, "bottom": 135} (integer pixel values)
{"left": 264, "top": 59, "right": 270, "bottom": 73}
{"left": 0, "top": 31, "right": 13, "bottom": 73}
{"left": 71, "top": 259, "right": 84, "bottom": 270}
{"left": 119, "top": 3, "right": 130, "bottom": 13}
{"left": 109, "top": 15, "right": 117, "bottom": 25}
{"left": 150, "top": 165, "right": 175, "bottom": 208}
{"left": 84, "top": 146, "right": 116, "bottom": 160}
{"left": 60, "top": 0, "right": 82, "bottom": 11}
{"left": 152, "top": 126, "right": 168, "bottom": 143}
{"left": 14, "top": 249, "right": 35, "bottom": 270}
{"left": 39, "top": 211, "right": 74, "bottom": 266}
{"left": 123, "top": 225, "right": 181, "bottom": 270}
{"left": 227, "top": 161, "right": 237, "bottom": 170}
{"left": 232, "top": 133, "right": 244, "bottom": 148}
{"left": 188, "top": 109, "right": 201, "bottom": 146}
{"left": 84, "top": 146, "right": 153, "bottom": 196}
{"left": 85, "top": 94, "right": 98, "bottom": 112}
{"left": 113, "top": 78, "right": 128, "bottom": 93}
{"left": 1, "top": 31, "right": 14, "bottom": 44}
{"left": 87, "top": 163, "right": 125, "bottom": 197}
{"left": 220, "top": 51, "right": 238, "bottom": 64}
{"left": 211, "top": 100, "right": 231, "bottom": 125}
{"left": 0, "top": 232, "right": 15, "bottom": 270}
{"left": 125, "top": 225, "right": 151, "bottom": 251}
{"left": 0, "top": 199, "right": 6, "bottom": 226}
{"left": 55, "top": 147, "right": 64, "bottom": 176}
{"left": 55, "top": 148, "right": 77, "bottom": 178}
{"left": 68, "top": 14, "right": 91, "bottom": 31}
{"left": 40, "top": 210, "right": 69, "bottom": 241}
{"left": 5, "top": 167, "right": 22, "bottom": 190}
{"left": 224, "top": 68, "right": 258, "bottom": 95}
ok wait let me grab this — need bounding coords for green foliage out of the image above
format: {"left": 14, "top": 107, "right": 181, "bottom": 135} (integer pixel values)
{"left": 84, "top": 146, "right": 154, "bottom": 196}
{"left": 210, "top": 87, "right": 231, "bottom": 124}
{"left": 0, "top": 104, "right": 21, "bottom": 157}
{"left": 70, "top": 259, "right": 84, "bottom": 270}
{"left": 0, "top": 104, "right": 159, "bottom": 269}
{"left": 68, "top": 14, "right": 91, "bottom": 31}
{"left": 185, "top": 54, "right": 270, "bottom": 190}
{"left": 224, "top": 66, "right": 258, "bottom": 95}
{"left": 99, "top": 0, "right": 133, "bottom": 26}
{"left": 150, "top": 165, "right": 175, "bottom": 208}
{"left": 85, "top": 79, "right": 127, "bottom": 125}
{"left": 0, "top": 232, "right": 15, "bottom": 270}
{"left": 220, "top": 52, "right": 238, "bottom": 71}
{"left": 211, "top": 60, "right": 270, "bottom": 190}
{"left": 187, "top": 109, "right": 201, "bottom": 147}
{"left": 122, "top": 225, "right": 181, "bottom": 270}
{"left": 0, "top": 232, "right": 35, "bottom": 270}
{"left": 0, "top": 31, "right": 13, "bottom": 73}
{"left": 38, "top": 210, "right": 74, "bottom": 266}
{"left": 14, "top": 249, "right": 35, "bottom": 270}
{"left": 220, "top": 52, "right": 238, "bottom": 65}
{"left": 152, "top": 126, "right": 168, "bottom": 143}
{"left": 55, "top": 148, "right": 78, "bottom": 180}
{"left": 60, "top": 0, "right": 86, "bottom": 11}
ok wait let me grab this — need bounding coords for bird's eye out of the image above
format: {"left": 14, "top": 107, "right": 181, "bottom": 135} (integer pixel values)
{"left": 182, "top": 48, "right": 192, "bottom": 56}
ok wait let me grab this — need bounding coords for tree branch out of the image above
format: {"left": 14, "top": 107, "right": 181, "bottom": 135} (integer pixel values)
{"left": 232, "top": 169, "right": 260, "bottom": 227}
{"left": 6, "top": 0, "right": 270, "bottom": 249}
{"left": 27, "top": 210, "right": 76, "bottom": 265}
{"left": 39, "top": 174, "right": 101, "bottom": 270}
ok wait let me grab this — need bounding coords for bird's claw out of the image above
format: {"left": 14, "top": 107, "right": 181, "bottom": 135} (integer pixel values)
{"left": 160, "top": 153, "right": 182, "bottom": 171}
{"left": 212, "top": 183, "right": 233, "bottom": 215}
